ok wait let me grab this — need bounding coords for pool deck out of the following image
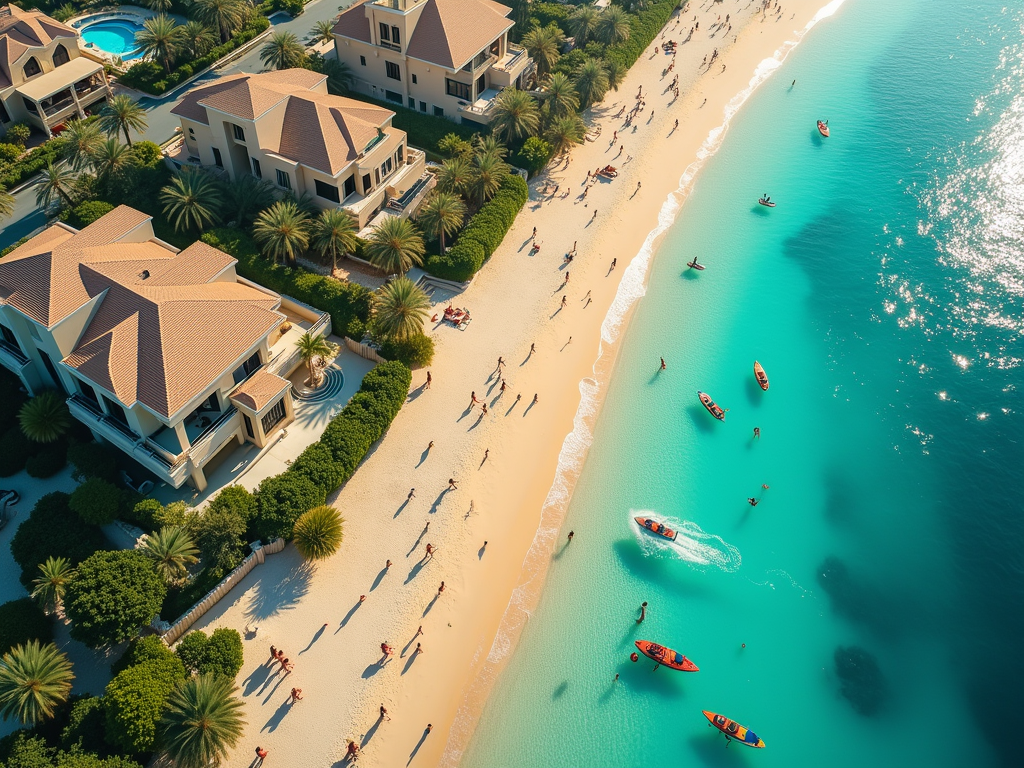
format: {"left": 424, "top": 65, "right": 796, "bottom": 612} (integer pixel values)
{"left": 71, "top": 5, "right": 187, "bottom": 64}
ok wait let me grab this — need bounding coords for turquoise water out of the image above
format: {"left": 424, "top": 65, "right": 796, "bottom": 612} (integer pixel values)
{"left": 81, "top": 20, "right": 143, "bottom": 60}
{"left": 462, "top": 0, "right": 1024, "bottom": 766}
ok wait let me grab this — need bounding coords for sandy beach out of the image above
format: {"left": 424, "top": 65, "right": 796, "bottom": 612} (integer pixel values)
{"left": 186, "top": 1, "right": 837, "bottom": 765}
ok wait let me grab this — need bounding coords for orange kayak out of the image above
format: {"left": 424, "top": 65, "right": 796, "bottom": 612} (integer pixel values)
{"left": 635, "top": 640, "right": 699, "bottom": 671}
{"left": 703, "top": 710, "right": 765, "bottom": 748}
{"left": 697, "top": 390, "right": 725, "bottom": 420}
{"left": 754, "top": 361, "right": 769, "bottom": 391}
{"left": 634, "top": 516, "right": 677, "bottom": 541}
{"left": 817, "top": 120, "right": 830, "bottom": 137}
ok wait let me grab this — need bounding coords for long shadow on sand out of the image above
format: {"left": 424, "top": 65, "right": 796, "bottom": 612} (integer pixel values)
{"left": 244, "top": 557, "right": 314, "bottom": 622}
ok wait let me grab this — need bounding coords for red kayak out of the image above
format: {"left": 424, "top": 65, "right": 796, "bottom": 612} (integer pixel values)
{"left": 697, "top": 390, "right": 725, "bottom": 421}
{"left": 817, "top": 119, "right": 830, "bottom": 137}
{"left": 635, "top": 640, "right": 699, "bottom": 671}
{"left": 703, "top": 710, "right": 766, "bottom": 748}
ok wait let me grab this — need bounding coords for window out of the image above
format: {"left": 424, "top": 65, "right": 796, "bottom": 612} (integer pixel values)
{"left": 232, "top": 124, "right": 245, "bottom": 141}
{"left": 379, "top": 22, "right": 390, "bottom": 42}
{"left": 361, "top": 173, "right": 371, "bottom": 192}
{"left": 0, "top": 101, "right": 9, "bottom": 123}
{"left": 23, "top": 57, "right": 40, "bottom": 78}
{"left": 0, "top": 323, "right": 17, "bottom": 348}
{"left": 102, "top": 395, "right": 129, "bottom": 427}
{"left": 78, "top": 380, "right": 98, "bottom": 405}
{"left": 38, "top": 351, "right": 65, "bottom": 394}
{"left": 343, "top": 175, "right": 356, "bottom": 198}
{"left": 397, "top": 144, "right": 404, "bottom": 163}
{"left": 433, "top": 105, "right": 444, "bottom": 117}
{"left": 475, "top": 74, "right": 485, "bottom": 95}
{"left": 52, "top": 44, "right": 69, "bottom": 67}
{"left": 261, "top": 398, "right": 287, "bottom": 434}
{"left": 391, "top": 26, "right": 400, "bottom": 45}
{"left": 360, "top": 55, "right": 366, "bottom": 66}
{"left": 374, "top": 168, "right": 380, "bottom": 186}
{"left": 276, "top": 169, "right": 291, "bottom": 189}
{"left": 22, "top": 97, "right": 38, "bottom": 114}
{"left": 188, "top": 126, "right": 194, "bottom": 135}
{"left": 384, "top": 89, "right": 402, "bottom": 104}
{"left": 243, "top": 413, "right": 254, "bottom": 439}
{"left": 445, "top": 79, "right": 470, "bottom": 100}
{"left": 232, "top": 351, "right": 261, "bottom": 384}
{"left": 380, "top": 157, "right": 393, "bottom": 178}
{"left": 385, "top": 61, "right": 401, "bottom": 81}
{"left": 412, "top": 74, "right": 417, "bottom": 85}
{"left": 419, "top": 101, "right": 427, "bottom": 113}
{"left": 251, "top": 157, "right": 262, "bottom": 178}
{"left": 212, "top": 147, "right": 223, "bottom": 167}
{"left": 408, "top": 96, "right": 415, "bottom": 109}
{"left": 315, "top": 179, "right": 340, "bottom": 203}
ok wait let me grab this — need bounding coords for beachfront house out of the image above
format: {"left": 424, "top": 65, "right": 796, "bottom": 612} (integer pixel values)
{"left": 169, "top": 68, "right": 432, "bottom": 229}
{"left": 0, "top": 3, "right": 110, "bottom": 138}
{"left": 332, "top": 0, "right": 535, "bottom": 127}
{"left": 0, "top": 205, "right": 332, "bottom": 492}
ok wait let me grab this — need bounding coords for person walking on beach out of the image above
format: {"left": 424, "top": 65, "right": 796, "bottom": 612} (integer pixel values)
{"left": 470, "top": 391, "right": 481, "bottom": 408}
{"left": 380, "top": 704, "right": 391, "bottom": 721}
{"left": 448, "top": 478, "right": 458, "bottom": 490}
{"left": 425, "top": 543, "right": 435, "bottom": 559}
{"left": 426, "top": 371, "right": 431, "bottom": 389}
{"left": 500, "top": 379, "right": 507, "bottom": 394}
{"left": 290, "top": 687, "right": 303, "bottom": 703}
{"left": 637, "top": 601, "right": 648, "bottom": 623}
{"left": 255, "top": 746, "right": 269, "bottom": 764}
{"left": 483, "top": 448, "right": 489, "bottom": 462}
{"left": 611, "top": 258, "right": 617, "bottom": 270}
{"left": 269, "top": 645, "right": 277, "bottom": 663}
{"left": 415, "top": 642, "right": 424, "bottom": 654}
{"left": 561, "top": 295, "right": 567, "bottom": 308}
{"left": 567, "top": 530, "right": 575, "bottom": 543}
{"left": 407, "top": 488, "right": 416, "bottom": 502}
{"left": 529, "top": 342, "right": 536, "bottom": 356}
{"left": 532, "top": 394, "right": 539, "bottom": 405}
{"left": 481, "top": 402, "right": 488, "bottom": 415}
{"left": 438, "top": 582, "right": 446, "bottom": 595}
{"left": 515, "top": 393, "right": 522, "bottom": 405}
{"left": 532, "top": 226, "right": 537, "bottom": 239}
{"left": 496, "top": 356, "right": 505, "bottom": 372}
{"left": 660, "top": 357, "right": 667, "bottom": 370}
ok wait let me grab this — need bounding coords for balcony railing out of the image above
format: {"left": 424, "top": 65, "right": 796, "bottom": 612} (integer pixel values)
{"left": 184, "top": 407, "right": 240, "bottom": 467}
{"left": 42, "top": 98, "right": 75, "bottom": 117}
{"left": 0, "top": 339, "right": 30, "bottom": 371}
{"left": 267, "top": 313, "right": 331, "bottom": 376}
{"left": 378, "top": 40, "right": 401, "bottom": 52}
{"left": 492, "top": 44, "right": 528, "bottom": 73}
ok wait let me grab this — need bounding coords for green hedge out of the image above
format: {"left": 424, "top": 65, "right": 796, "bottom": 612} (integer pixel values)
{"left": 377, "top": 333, "right": 435, "bottom": 368}
{"left": 201, "top": 228, "right": 372, "bottom": 341}
{"left": 605, "top": 0, "right": 681, "bottom": 71}
{"left": 10, "top": 492, "right": 109, "bottom": 588}
{"left": 0, "top": 134, "right": 66, "bottom": 189}
{"left": 174, "top": 628, "right": 244, "bottom": 679}
{"left": 424, "top": 174, "right": 529, "bottom": 282}
{"left": 119, "top": 16, "right": 270, "bottom": 95}
{"left": 0, "top": 598, "right": 53, "bottom": 655}
{"left": 355, "top": 95, "right": 481, "bottom": 159}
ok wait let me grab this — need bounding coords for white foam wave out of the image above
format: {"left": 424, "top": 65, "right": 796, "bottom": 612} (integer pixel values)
{"left": 631, "top": 511, "right": 742, "bottom": 572}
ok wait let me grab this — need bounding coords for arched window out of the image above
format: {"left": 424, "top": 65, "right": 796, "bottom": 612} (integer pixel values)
{"left": 23, "top": 56, "right": 41, "bottom": 79}
{"left": 52, "top": 44, "right": 70, "bottom": 67}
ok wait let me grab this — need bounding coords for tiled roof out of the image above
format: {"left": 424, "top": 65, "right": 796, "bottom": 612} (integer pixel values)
{"left": 230, "top": 369, "right": 291, "bottom": 412}
{"left": 331, "top": 0, "right": 371, "bottom": 43}
{"left": 0, "top": 4, "right": 77, "bottom": 88}
{"left": 0, "top": 206, "right": 286, "bottom": 418}
{"left": 170, "top": 69, "right": 326, "bottom": 124}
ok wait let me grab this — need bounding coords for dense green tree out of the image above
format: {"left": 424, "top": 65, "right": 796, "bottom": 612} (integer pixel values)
{"left": 68, "top": 478, "right": 120, "bottom": 526}
{"left": 179, "top": 20, "right": 217, "bottom": 59}
{"left": 364, "top": 216, "right": 425, "bottom": 275}
{"left": 543, "top": 72, "right": 579, "bottom": 121}
{"left": 567, "top": 6, "right": 599, "bottom": 46}
{"left": 372, "top": 277, "right": 430, "bottom": 341}
{"left": 61, "top": 119, "right": 104, "bottom": 170}
{"left": 30, "top": 558, "right": 75, "bottom": 615}
{"left": 292, "top": 506, "right": 344, "bottom": 561}
{"left": 159, "top": 674, "right": 245, "bottom": 768}
{"left": 311, "top": 207, "right": 359, "bottom": 273}
{"left": 10, "top": 493, "right": 108, "bottom": 588}
{"left": 259, "top": 31, "right": 307, "bottom": 70}
{"left": 35, "top": 161, "right": 77, "bottom": 209}
{"left": 140, "top": 526, "right": 200, "bottom": 583}
{"left": 191, "top": 0, "right": 246, "bottom": 44}
{"left": 573, "top": 57, "right": 610, "bottom": 108}
{"left": 469, "top": 152, "right": 509, "bottom": 206}
{"left": 103, "top": 654, "right": 185, "bottom": 754}
{"left": 544, "top": 113, "right": 587, "bottom": 156}
{"left": 174, "top": 628, "right": 244, "bottom": 679}
{"left": 0, "top": 598, "right": 53, "bottom": 655}
{"left": 135, "top": 14, "right": 181, "bottom": 73}
{"left": 295, "top": 332, "right": 334, "bottom": 386}
{"left": 490, "top": 88, "right": 540, "bottom": 143}
{"left": 596, "top": 6, "right": 631, "bottom": 45}
{"left": 89, "top": 138, "right": 134, "bottom": 187}
{"left": 222, "top": 174, "right": 274, "bottom": 226}
{"left": 252, "top": 473, "right": 324, "bottom": 542}
{"left": 0, "top": 641, "right": 73, "bottom": 725}
{"left": 521, "top": 25, "right": 563, "bottom": 78}
{"left": 305, "top": 19, "right": 335, "bottom": 46}
{"left": 436, "top": 157, "right": 473, "bottom": 196}
{"left": 0, "top": 186, "right": 12, "bottom": 220}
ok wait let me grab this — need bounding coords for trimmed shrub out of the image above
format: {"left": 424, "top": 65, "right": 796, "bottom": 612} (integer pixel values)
{"left": 0, "top": 132, "right": 67, "bottom": 189}
{"left": 25, "top": 444, "right": 67, "bottom": 478}
{"left": 0, "top": 425, "right": 31, "bottom": 476}
{"left": 103, "top": 655, "right": 185, "bottom": 754}
{"left": 0, "top": 142, "right": 21, "bottom": 163}
{"left": 129, "top": 141, "right": 162, "bottom": 168}
{"left": 69, "top": 478, "right": 120, "bottom": 525}
{"left": 0, "top": 597, "right": 53, "bottom": 655}
{"left": 65, "top": 550, "right": 167, "bottom": 648}
{"left": 10, "top": 492, "right": 108, "bottom": 587}
{"left": 251, "top": 473, "right": 324, "bottom": 543}
{"left": 60, "top": 201, "right": 116, "bottom": 229}
{"left": 289, "top": 442, "right": 346, "bottom": 500}
{"left": 603, "top": 0, "right": 679, "bottom": 72}
{"left": 129, "top": 498, "right": 163, "bottom": 531}
{"left": 111, "top": 635, "right": 176, "bottom": 677}
{"left": 174, "top": 628, "right": 244, "bottom": 679}
{"left": 67, "top": 441, "right": 119, "bottom": 483}
{"left": 378, "top": 333, "right": 435, "bottom": 368}
{"left": 61, "top": 695, "right": 108, "bottom": 755}
{"left": 515, "top": 136, "right": 554, "bottom": 174}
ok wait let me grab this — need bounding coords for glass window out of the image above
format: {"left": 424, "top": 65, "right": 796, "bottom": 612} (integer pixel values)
{"left": 78, "top": 380, "right": 98, "bottom": 404}
{"left": 445, "top": 79, "right": 470, "bottom": 100}
{"left": 362, "top": 173, "right": 371, "bottom": 191}
{"left": 251, "top": 157, "right": 261, "bottom": 178}
{"left": 233, "top": 124, "right": 245, "bottom": 141}
{"left": 0, "top": 323, "right": 17, "bottom": 348}
{"left": 384, "top": 89, "right": 402, "bottom": 104}
{"left": 212, "top": 147, "right": 223, "bottom": 167}
{"left": 433, "top": 105, "right": 444, "bottom": 117}
{"left": 23, "top": 57, "right": 40, "bottom": 78}
{"left": 385, "top": 61, "right": 401, "bottom": 81}
{"left": 243, "top": 413, "right": 254, "bottom": 439}
{"left": 379, "top": 22, "right": 389, "bottom": 42}
{"left": 343, "top": 175, "right": 356, "bottom": 198}
{"left": 397, "top": 144, "right": 404, "bottom": 163}
{"left": 360, "top": 55, "right": 366, "bottom": 66}
{"left": 276, "top": 169, "right": 291, "bottom": 189}
{"left": 380, "top": 157, "right": 393, "bottom": 178}
{"left": 408, "top": 96, "right": 415, "bottom": 109}
{"left": 419, "top": 101, "right": 427, "bottom": 113}
{"left": 52, "top": 44, "right": 70, "bottom": 67}
{"left": 391, "top": 26, "right": 400, "bottom": 45}
{"left": 261, "top": 398, "right": 287, "bottom": 434}
{"left": 315, "top": 179, "right": 340, "bottom": 203}
{"left": 412, "top": 74, "right": 417, "bottom": 85}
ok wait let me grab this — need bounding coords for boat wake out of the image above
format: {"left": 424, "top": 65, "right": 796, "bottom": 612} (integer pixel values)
{"left": 629, "top": 510, "right": 742, "bottom": 573}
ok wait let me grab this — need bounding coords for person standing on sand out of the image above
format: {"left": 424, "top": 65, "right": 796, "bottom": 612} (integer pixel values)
{"left": 529, "top": 342, "right": 536, "bottom": 356}
{"left": 660, "top": 357, "right": 667, "bottom": 370}
{"left": 290, "top": 688, "right": 303, "bottom": 702}
{"left": 515, "top": 393, "right": 522, "bottom": 404}
{"left": 407, "top": 488, "right": 415, "bottom": 501}
{"left": 483, "top": 448, "right": 489, "bottom": 461}
{"left": 426, "top": 371, "right": 431, "bottom": 389}
{"left": 496, "top": 356, "right": 505, "bottom": 372}
{"left": 611, "top": 258, "right": 617, "bottom": 270}
{"left": 380, "top": 704, "right": 391, "bottom": 721}
{"left": 255, "top": 746, "right": 268, "bottom": 764}
{"left": 415, "top": 643, "right": 424, "bottom": 654}
{"left": 470, "top": 391, "right": 481, "bottom": 408}
{"left": 637, "top": 601, "right": 648, "bottom": 624}
{"left": 481, "top": 402, "right": 488, "bottom": 415}
{"left": 500, "top": 380, "right": 507, "bottom": 394}
{"left": 269, "top": 645, "right": 277, "bottom": 663}
{"left": 425, "top": 543, "right": 434, "bottom": 559}
{"left": 568, "top": 530, "right": 575, "bottom": 543}
{"left": 438, "top": 582, "right": 446, "bottom": 595}
{"left": 561, "top": 295, "right": 567, "bottom": 308}
{"left": 532, "top": 394, "right": 539, "bottom": 405}
{"left": 532, "top": 226, "right": 537, "bottom": 239}
{"left": 448, "top": 478, "right": 458, "bottom": 489}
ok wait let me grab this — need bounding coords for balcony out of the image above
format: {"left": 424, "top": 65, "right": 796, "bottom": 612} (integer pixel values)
{"left": 489, "top": 44, "right": 534, "bottom": 88}
{"left": 42, "top": 97, "right": 75, "bottom": 118}
{"left": 458, "top": 87, "right": 501, "bottom": 121}
{"left": 0, "top": 339, "right": 30, "bottom": 373}
{"left": 181, "top": 407, "right": 241, "bottom": 468}
{"left": 378, "top": 40, "right": 401, "bottom": 52}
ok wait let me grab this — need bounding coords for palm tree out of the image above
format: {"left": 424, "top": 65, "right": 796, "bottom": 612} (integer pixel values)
{"left": 161, "top": 167, "right": 223, "bottom": 233}
{"left": 542, "top": 72, "right": 579, "bottom": 122}
{"left": 260, "top": 32, "right": 307, "bottom": 70}
{"left": 475, "top": 134, "right": 508, "bottom": 160}
{"left": 0, "top": 641, "right": 74, "bottom": 725}
{"left": 18, "top": 391, "right": 70, "bottom": 443}
{"left": 306, "top": 19, "right": 335, "bottom": 46}
{"left": 567, "top": 6, "right": 599, "bottom": 46}
{"left": 159, "top": 674, "right": 245, "bottom": 768}
{"left": 141, "top": 526, "right": 200, "bottom": 583}
{"left": 573, "top": 57, "right": 609, "bottom": 109}
{"left": 606, "top": 59, "right": 625, "bottom": 92}
{"left": 596, "top": 6, "right": 631, "bottom": 45}
{"left": 437, "top": 157, "right": 473, "bottom": 196}
{"left": 311, "top": 208, "right": 358, "bottom": 273}
{"left": 521, "top": 25, "right": 563, "bottom": 78}
{"left": 179, "top": 20, "right": 218, "bottom": 60}
{"left": 470, "top": 152, "right": 508, "bottom": 206}
{"left": 490, "top": 88, "right": 540, "bottom": 144}
{"left": 417, "top": 191, "right": 465, "bottom": 253}
{"left": 365, "top": 216, "right": 425, "bottom": 275}
{"left": 545, "top": 114, "right": 587, "bottom": 157}
{"left": 31, "top": 558, "right": 75, "bottom": 615}
{"left": 90, "top": 137, "right": 134, "bottom": 186}
{"left": 373, "top": 277, "right": 430, "bottom": 341}
{"left": 143, "top": 0, "right": 173, "bottom": 11}
{"left": 253, "top": 201, "right": 310, "bottom": 266}
{"left": 135, "top": 14, "right": 181, "bottom": 73}
{"left": 292, "top": 506, "right": 344, "bottom": 560}
{"left": 61, "top": 119, "right": 104, "bottom": 170}
{"left": 192, "top": 0, "right": 246, "bottom": 45}
{"left": 35, "top": 161, "right": 77, "bottom": 209}
{"left": 0, "top": 187, "right": 12, "bottom": 221}
{"left": 222, "top": 174, "right": 275, "bottom": 226}
{"left": 295, "top": 332, "right": 334, "bottom": 385}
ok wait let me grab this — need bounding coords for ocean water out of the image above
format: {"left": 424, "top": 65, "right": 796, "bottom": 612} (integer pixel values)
{"left": 460, "top": 0, "right": 1024, "bottom": 766}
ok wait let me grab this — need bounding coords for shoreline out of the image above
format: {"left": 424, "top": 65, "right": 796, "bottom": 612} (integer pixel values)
{"left": 182, "top": 2, "right": 848, "bottom": 766}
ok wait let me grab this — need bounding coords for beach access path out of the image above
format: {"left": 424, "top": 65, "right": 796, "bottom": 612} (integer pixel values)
{"left": 185, "top": 1, "right": 835, "bottom": 765}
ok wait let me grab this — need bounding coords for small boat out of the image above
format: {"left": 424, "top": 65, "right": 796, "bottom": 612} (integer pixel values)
{"left": 687, "top": 258, "right": 705, "bottom": 270}
{"left": 703, "top": 710, "right": 765, "bottom": 748}
{"left": 634, "top": 516, "right": 677, "bottom": 541}
{"left": 697, "top": 390, "right": 725, "bottom": 421}
{"left": 758, "top": 197, "right": 776, "bottom": 208}
{"left": 753, "top": 361, "right": 769, "bottom": 391}
{"left": 817, "top": 119, "right": 830, "bottom": 137}
{"left": 635, "top": 640, "right": 699, "bottom": 672}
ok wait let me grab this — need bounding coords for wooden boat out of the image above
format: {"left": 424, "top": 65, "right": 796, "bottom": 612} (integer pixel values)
{"left": 697, "top": 390, "right": 725, "bottom": 420}
{"left": 703, "top": 710, "right": 765, "bottom": 748}
{"left": 686, "top": 259, "right": 705, "bottom": 270}
{"left": 635, "top": 640, "right": 698, "bottom": 671}
{"left": 758, "top": 197, "right": 776, "bottom": 208}
{"left": 754, "top": 361, "right": 769, "bottom": 391}
{"left": 634, "top": 516, "right": 678, "bottom": 541}
{"left": 817, "top": 119, "right": 830, "bottom": 137}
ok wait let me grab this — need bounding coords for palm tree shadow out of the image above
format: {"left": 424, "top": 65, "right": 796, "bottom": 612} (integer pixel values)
{"left": 244, "top": 557, "right": 314, "bottom": 622}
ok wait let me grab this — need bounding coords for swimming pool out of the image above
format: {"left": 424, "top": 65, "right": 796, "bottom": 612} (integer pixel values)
{"left": 80, "top": 19, "right": 144, "bottom": 60}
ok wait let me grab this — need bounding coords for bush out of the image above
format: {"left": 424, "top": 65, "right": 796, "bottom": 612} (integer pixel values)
{"left": 174, "top": 628, "right": 244, "bottom": 679}
{"left": 103, "top": 655, "right": 185, "bottom": 754}
{"left": 111, "top": 635, "right": 177, "bottom": 677}
{"left": 202, "top": 228, "right": 372, "bottom": 342}
{"left": 195, "top": 486, "right": 254, "bottom": 575}
{"left": 69, "top": 478, "right": 120, "bottom": 525}
{"left": 289, "top": 442, "right": 346, "bottom": 500}
{"left": 377, "top": 333, "right": 435, "bottom": 368}
{"left": 61, "top": 695, "right": 108, "bottom": 755}
{"left": 0, "top": 133, "right": 66, "bottom": 189}
{"left": 424, "top": 174, "right": 529, "bottom": 281}
{"left": 5, "top": 122, "right": 30, "bottom": 146}
{"left": 0, "top": 425, "right": 32, "bottom": 476}
{"left": 0, "top": 732, "right": 52, "bottom": 767}
{"left": 128, "top": 498, "right": 163, "bottom": 531}
{"left": 10, "top": 492, "right": 108, "bottom": 587}
{"left": 67, "top": 441, "right": 119, "bottom": 483}
{"left": 65, "top": 550, "right": 167, "bottom": 648}
{"left": 60, "top": 201, "right": 115, "bottom": 229}
{"left": 129, "top": 141, "right": 162, "bottom": 168}
{"left": 251, "top": 473, "right": 324, "bottom": 542}
{"left": 0, "top": 142, "right": 21, "bottom": 163}
{"left": 603, "top": 0, "right": 678, "bottom": 71}
{"left": 0, "top": 598, "right": 53, "bottom": 655}
{"left": 25, "top": 444, "right": 67, "bottom": 478}
{"left": 514, "top": 136, "right": 554, "bottom": 175}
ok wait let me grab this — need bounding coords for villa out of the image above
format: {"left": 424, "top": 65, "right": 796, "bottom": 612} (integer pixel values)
{"left": 0, "top": 3, "right": 110, "bottom": 138}
{"left": 0, "top": 205, "right": 333, "bottom": 493}
{"left": 169, "top": 68, "right": 432, "bottom": 230}
{"left": 332, "top": 0, "right": 535, "bottom": 127}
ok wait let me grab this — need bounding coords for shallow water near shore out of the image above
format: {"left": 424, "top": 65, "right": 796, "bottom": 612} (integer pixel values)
{"left": 461, "top": 0, "right": 1024, "bottom": 766}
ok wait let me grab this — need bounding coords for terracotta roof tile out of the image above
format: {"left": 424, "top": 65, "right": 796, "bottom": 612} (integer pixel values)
{"left": 332, "top": 0, "right": 371, "bottom": 43}
{"left": 230, "top": 369, "right": 291, "bottom": 412}
{"left": 0, "top": 4, "right": 76, "bottom": 86}
{"left": 405, "top": 0, "right": 513, "bottom": 69}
